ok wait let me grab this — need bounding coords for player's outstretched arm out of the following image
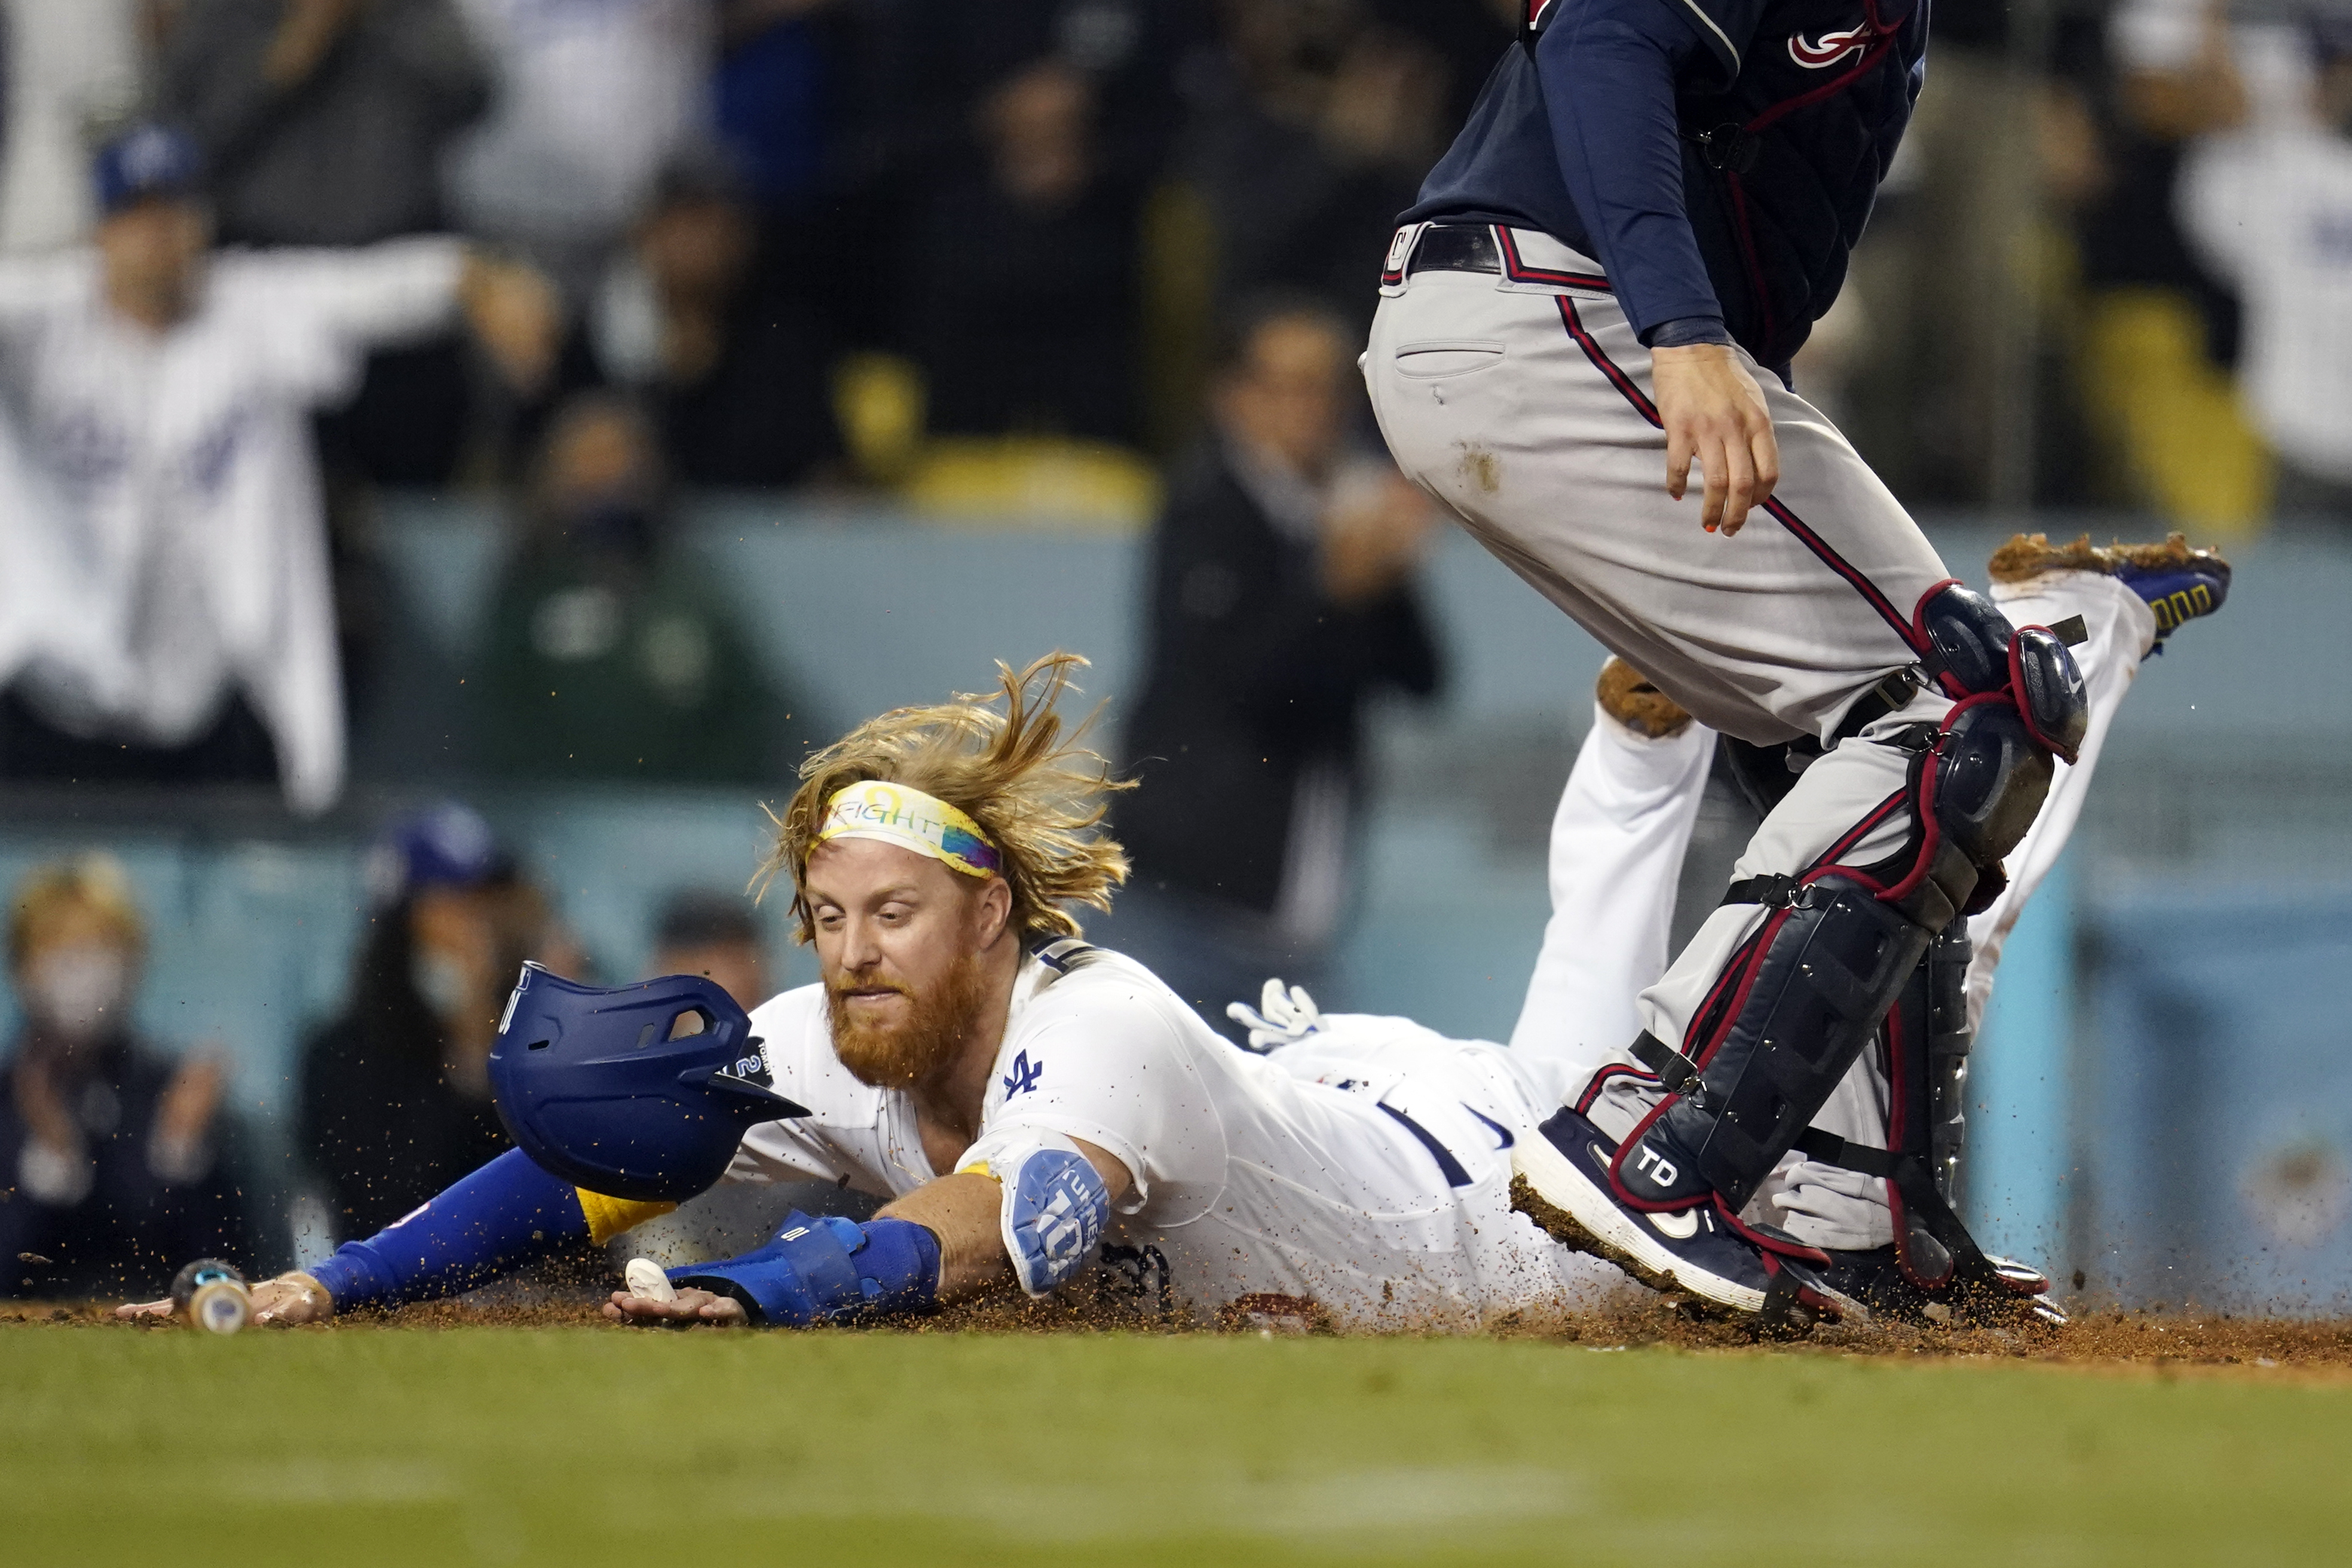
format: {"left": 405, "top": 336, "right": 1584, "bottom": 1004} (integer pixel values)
{"left": 899, "top": 1137, "right": 1131, "bottom": 1299}
{"left": 606, "top": 1138, "right": 1131, "bottom": 1328}
{"left": 115, "top": 1147, "right": 677, "bottom": 1325}
{"left": 115, "top": 1270, "right": 334, "bottom": 1326}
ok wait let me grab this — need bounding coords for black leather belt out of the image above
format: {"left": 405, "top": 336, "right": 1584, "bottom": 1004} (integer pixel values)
{"left": 1404, "top": 223, "right": 1500, "bottom": 277}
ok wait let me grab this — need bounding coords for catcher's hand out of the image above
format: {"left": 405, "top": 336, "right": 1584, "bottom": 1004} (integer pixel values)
{"left": 1226, "top": 979, "right": 1325, "bottom": 1053}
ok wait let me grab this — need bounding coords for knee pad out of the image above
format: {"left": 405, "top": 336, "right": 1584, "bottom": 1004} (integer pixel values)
{"left": 958, "top": 1128, "right": 1111, "bottom": 1298}
{"left": 1931, "top": 698, "right": 2053, "bottom": 869}
{"left": 2009, "top": 624, "right": 2090, "bottom": 761}
{"left": 1916, "top": 583, "right": 2087, "bottom": 762}
{"left": 1870, "top": 586, "right": 2088, "bottom": 926}
{"left": 1867, "top": 703, "right": 2048, "bottom": 932}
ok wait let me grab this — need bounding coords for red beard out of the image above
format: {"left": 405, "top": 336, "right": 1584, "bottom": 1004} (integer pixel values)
{"left": 826, "top": 952, "right": 989, "bottom": 1089}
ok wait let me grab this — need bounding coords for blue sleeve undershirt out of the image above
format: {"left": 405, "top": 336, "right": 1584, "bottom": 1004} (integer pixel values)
{"left": 308, "top": 1147, "right": 587, "bottom": 1311}
{"left": 1537, "top": 0, "right": 1734, "bottom": 348}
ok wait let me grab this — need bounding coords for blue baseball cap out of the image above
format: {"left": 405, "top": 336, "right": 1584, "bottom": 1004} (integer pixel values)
{"left": 362, "top": 801, "right": 507, "bottom": 906}
{"left": 94, "top": 124, "right": 203, "bottom": 216}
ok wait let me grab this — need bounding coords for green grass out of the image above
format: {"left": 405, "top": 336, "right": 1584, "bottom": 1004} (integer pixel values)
{"left": 4, "top": 1325, "right": 2348, "bottom": 1566}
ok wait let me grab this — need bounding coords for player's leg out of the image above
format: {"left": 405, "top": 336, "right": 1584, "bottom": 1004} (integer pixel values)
{"left": 1766, "top": 535, "right": 2227, "bottom": 1310}
{"left": 1368, "top": 246, "right": 2083, "bottom": 1318}
{"left": 1963, "top": 534, "right": 2230, "bottom": 1025}
{"left": 1509, "top": 659, "right": 1715, "bottom": 1079}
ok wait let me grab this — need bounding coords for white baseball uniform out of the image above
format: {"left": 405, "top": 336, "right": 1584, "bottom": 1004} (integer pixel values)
{"left": 0, "top": 237, "right": 471, "bottom": 811}
{"left": 723, "top": 948, "right": 1642, "bottom": 1331}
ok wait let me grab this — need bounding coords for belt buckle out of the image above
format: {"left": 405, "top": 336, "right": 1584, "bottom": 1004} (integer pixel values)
{"left": 1384, "top": 223, "right": 1423, "bottom": 283}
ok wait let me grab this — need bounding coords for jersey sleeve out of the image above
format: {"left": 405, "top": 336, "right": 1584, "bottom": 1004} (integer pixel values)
{"left": 240, "top": 237, "right": 468, "bottom": 350}
{"left": 1538, "top": 0, "right": 1732, "bottom": 337}
{"left": 728, "top": 1116, "right": 872, "bottom": 1189}
{"left": 970, "top": 977, "right": 1226, "bottom": 1220}
{"left": 0, "top": 255, "right": 90, "bottom": 333}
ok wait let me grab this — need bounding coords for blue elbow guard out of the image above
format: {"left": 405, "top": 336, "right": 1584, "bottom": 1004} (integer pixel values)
{"left": 669, "top": 1214, "right": 941, "bottom": 1327}
{"left": 308, "top": 1148, "right": 588, "bottom": 1311}
{"left": 1000, "top": 1146, "right": 1109, "bottom": 1297}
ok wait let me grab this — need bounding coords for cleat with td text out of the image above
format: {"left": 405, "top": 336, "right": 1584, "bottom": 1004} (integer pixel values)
{"left": 1511, "top": 1105, "right": 1846, "bottom": 1324}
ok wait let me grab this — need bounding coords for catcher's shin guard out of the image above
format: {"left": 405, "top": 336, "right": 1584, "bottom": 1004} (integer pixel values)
{"left": 1804, "top": 919, "right": 2056, "bottom": 1319}
{"left": 1923, "top": 920, "right": 1971, "bottom": 1207}
{"left": 1881, "top": 920, "right": 1971, "bottom": 1288}
{"left": 1615, "top": 874, "right": 1933, "bottom": 1214}
{"left": 1615, "top": 586, "right": 2087, "bottom": 1224}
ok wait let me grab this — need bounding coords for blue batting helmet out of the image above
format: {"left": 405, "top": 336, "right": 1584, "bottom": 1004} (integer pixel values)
{"left": 488, "top": 962, "right": 806, "bottom": 1202}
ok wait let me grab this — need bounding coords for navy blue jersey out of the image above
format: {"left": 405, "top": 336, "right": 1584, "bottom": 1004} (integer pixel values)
{"left": 1404, "top": 0, "right": 1926, "bottom": 370}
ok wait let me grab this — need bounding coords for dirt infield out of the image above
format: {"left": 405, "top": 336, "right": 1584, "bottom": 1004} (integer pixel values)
{"left": 15, "top": 1292, "right": 2351, "bottom": 1376}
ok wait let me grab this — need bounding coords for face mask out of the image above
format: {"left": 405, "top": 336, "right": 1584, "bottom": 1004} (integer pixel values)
{"left": 24, "top": 944, "right": 133, "bottom": 1042}
{"left": 412, "top": 949, "right": 473, "bottom": 1023}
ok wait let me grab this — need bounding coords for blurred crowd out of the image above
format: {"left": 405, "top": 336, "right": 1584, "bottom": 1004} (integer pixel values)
{"left": 3, "top": 0, "right": 2351, "bottom": 1287}
{"left": 1, "top": 817, "right": 779, "bottom": 1293}
{"left": 0, "top": 0, "right": 1498, "bottom": 816}
{"left": 0, "top": 0, "right": 2342, "bottom": 811}
{"left": 1809, "top": 0, "right": 2352, "bottom": 530}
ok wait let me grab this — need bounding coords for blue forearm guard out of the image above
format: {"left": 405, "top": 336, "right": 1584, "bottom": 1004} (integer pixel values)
{"left": 308, "top": 1148, "right": 589, "bottom": 1311}
{"left": 669, "top": 1214, "right": 941, "bottom": 1327}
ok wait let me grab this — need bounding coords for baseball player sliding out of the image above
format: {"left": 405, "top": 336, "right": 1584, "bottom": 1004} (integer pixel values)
{"left": 1362, "top": 0, "right": 2096, "bottom": 1317}
{"left": 115, "top": 531, "right": 2213, "bottom": 1334}
{"left": 124, "top": 657, "right": 1646, "bottom": 1334}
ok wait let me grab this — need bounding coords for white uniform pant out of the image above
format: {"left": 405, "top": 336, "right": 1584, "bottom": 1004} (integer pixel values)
{"left": 1508, "top": 569, "right": 2156, "bottom": 1247}
{"left": 1367, "top": 232, "right": 1958, "bottom": 1084}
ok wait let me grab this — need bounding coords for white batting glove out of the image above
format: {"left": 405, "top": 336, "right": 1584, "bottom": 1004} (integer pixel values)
{"left": 1226, "top": 979, "right": 1326, "bottom": 1053}
{"left": 1767, "top": 1160, "right": 1892, "bottom": 1252}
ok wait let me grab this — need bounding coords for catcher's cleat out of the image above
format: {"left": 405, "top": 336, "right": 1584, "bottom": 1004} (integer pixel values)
{"left": 1987, "top": 531, "right": 2230, "bottom": 645}
{"left": 1595, "top": 656, "right": 1693, "bottom": 739}
{"left": 1511, "top": 1107, "right": 1854, "bottom": 1326}
{"left": 1816, "top": 1245, "right": 2068, "bottom": 1328}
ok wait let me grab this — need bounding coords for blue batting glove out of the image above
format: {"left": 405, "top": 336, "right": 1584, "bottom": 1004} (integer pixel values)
{"left": 668, "top": 1212, "right": 940, "bottom": 1327}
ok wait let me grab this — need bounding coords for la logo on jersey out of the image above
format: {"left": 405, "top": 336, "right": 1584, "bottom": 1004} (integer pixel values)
{"left": 1788, "top": 22, "right": 1873, "bottom": 67}
{"left": 1003, "top": 1049, "right": 1045, "bottom": 1098}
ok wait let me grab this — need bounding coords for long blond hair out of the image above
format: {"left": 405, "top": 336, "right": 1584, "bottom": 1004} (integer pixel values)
{"left": 765, "top": 653, "right": 1131, "bottom": 944}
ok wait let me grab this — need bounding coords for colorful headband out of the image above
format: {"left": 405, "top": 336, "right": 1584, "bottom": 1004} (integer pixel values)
{"left": 814, "top": 780, "right": 1002, "bottom": 879}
